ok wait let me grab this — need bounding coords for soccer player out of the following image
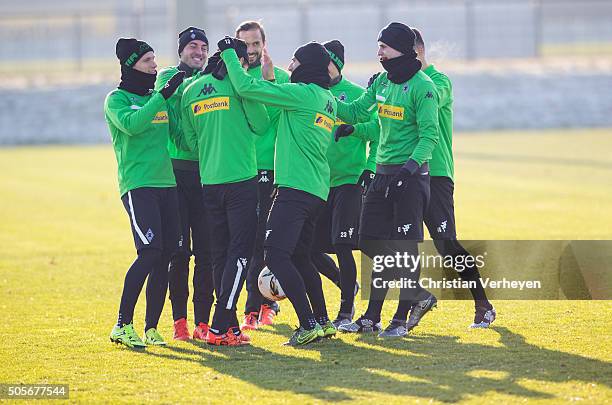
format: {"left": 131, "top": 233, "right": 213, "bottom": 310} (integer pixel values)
{"left": 181, "top": 39, "right": 269, "bottom": 346}
{"left": 106, "top": 38, "right": 186, "bottom": 348}
{"left": 155, "top": 27, "right": 215, "bottom": 342}
{"left": 220, "top": 38, "right": 337, "bottom": 346}
{"left": 311, "top": 39, "right": 378, "bottom": 328}
{"left": 234, "top": 21, "right": 290, "bottom": 331}
{"left": 334, "top": 22, "right": 439, "bottom": 338}
{"left": 412, "top": 28, "right": 495, "bottom": 328}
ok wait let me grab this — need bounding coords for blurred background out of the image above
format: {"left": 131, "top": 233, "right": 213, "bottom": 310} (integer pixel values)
{"left": 0, "top": 0, "right": 611, "bottom": 144}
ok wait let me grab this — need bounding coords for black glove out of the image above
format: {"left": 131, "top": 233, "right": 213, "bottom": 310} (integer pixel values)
{"left": 212, "top": 60, "right": 228, "bottom": 80}
{"left": 367, "top": 72, "right": 381, "bottom": 88}
{"left": 385, "top": 160, "right": 419, "bottom": 201}
{"left": 203, "top": 50, "right": 221, "bottom": 75}
{"left": 160, "top": 71, "right": 186, "bottom": 99}
{"left": 358, "top": 169, "right": 375, "bottom": 192}
{"left": 217, "top": 36, "right": 236, "bottom": 52}
{"left": 334, "top": 124, "right": 354, "bottom": 142}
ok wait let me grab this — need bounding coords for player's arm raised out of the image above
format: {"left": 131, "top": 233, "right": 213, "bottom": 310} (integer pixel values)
{"left": 221, "top": 48, "right": 308, "bottom": 109}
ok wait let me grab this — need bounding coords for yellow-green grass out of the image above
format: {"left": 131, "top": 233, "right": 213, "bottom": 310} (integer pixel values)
{"left": 0, "top": 129, "right": 611, "bottom": 404}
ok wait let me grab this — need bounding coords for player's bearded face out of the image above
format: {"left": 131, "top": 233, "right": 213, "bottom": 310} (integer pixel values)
{"left": 181, "top": 40, "right": 208, "bottom": 70}
{"left": 238, "top": 29, "right": 265, "bottom": 65}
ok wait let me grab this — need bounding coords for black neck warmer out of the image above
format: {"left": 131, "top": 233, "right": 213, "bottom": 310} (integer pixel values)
{"left": 118, "top": 66, "right": 156, "bottom": 96}
{"left": 178, "top": 61, "right": 200, "bottom": 78}
{"left": 380, "top": 54, "right": 422, "bottom": 84}
{"left": 329, "top": 74, "right": 342, "bottom": 87}
{"left": 290, "top": 64, "right": 330, "bottom": 89}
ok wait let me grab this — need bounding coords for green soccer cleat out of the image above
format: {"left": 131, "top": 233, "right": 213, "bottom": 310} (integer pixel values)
{"left": 283, "top": 324, "right": 324, "bottom": 347}
{"left": 144, "top": 328, "right": 167, "bottom": 346}
{"left": 110, "top": 323, "right": 147, "bottom": 349}
{"left": 319, "top": 320, "right": 337, "bottom": 338}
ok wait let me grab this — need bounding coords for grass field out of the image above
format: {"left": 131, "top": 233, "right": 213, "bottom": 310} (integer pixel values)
{"left": 0, "top": 129, "right": 611, "bottom": 403}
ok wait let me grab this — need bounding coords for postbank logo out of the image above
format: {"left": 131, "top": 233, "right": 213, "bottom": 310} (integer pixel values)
{"left": 192, "top": 97, "right": 230, "bottom": 116}
{"left": 377, "top": 103, "right": 404, "bottom": 121}
{"left": 314, "top": 113, "right": 334, "bottom": 132}
{"left": 151, "top": 111, "right": 169, "bottom": 124}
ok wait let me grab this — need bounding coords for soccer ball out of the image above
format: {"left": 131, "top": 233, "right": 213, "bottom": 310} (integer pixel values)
{"left": 258, "top": 267, "right": 286, "bottom": 301}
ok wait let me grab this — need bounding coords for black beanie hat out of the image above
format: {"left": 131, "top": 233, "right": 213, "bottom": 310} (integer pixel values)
{"left": 178, "top": 27, "right": 209, "bottom": 55}
{"left": 323, "top": 39, "right": 345, "bottom": 71}
{"left": 294, "top": 42, "right": 331, "bottom": 70}
{"left": 377, "top": 22, "right": 417, "bottom": 57}
{"left": 116, "top": 38, "right": 154, "bottom": 68}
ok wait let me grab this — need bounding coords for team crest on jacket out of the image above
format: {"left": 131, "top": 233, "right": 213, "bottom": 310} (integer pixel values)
{"left": 339, "top": 92, "right": 347, "bottom": 101}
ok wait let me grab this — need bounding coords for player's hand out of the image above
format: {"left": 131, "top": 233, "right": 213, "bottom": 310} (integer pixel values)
{"left": 217, "top": 36, "right": 236, "bottom": 52}
{"left": 367, "top": 72, "right": 381, "bottom": 88}
{"left": 160, "top": 71, "right": 186, "bottom": 99}
{"left": 358, "top": 169, "right": 375, "bottom": 193}
{"left": 334, "top": 124, "right": 354, "bottom": 142}
{"left": 261, "top": 47, "right": 276, "bottom": 81}
{"left": 385, "top": 160, "right": 419, "bottom": 201}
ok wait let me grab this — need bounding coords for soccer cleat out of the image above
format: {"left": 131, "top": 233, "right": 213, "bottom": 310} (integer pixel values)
{"left": 337, "top": 316, "right": 382, "bottom": 333}
{"left": 319, "top": 320, "right": 337, "bottom": 338}
{"left": 470, "top": 305, "right": 496, "bottom": 328}
{"left": 193, "top": 322, "right": 209, "bottom": 340}
{"left": 173, "top": 318, "right": 191, "bottom": 341}
{"left": 406, "top": 293, "right": 438, "bottom": 332}
{"left": 332, "top": 313, "right": 352, "bottom": 329}
{"left": 230, "top": 327, "right": 251, "bottom": 344}
{"left": 378, "top": 319, "right": 409, "bottom": 338}
{"left": 206, "top": 328, "right": 249, "bottom": 346}
{"left": 241, "top": 312, "right": 259, "bottom": 331}
{"left": 259, "top": 304, "right": 278, "bottom": 326}
{"left": 110, "top": 323, "right": 147, "bottom": 349}
{"left": 144, "top": 328, "right": 167, "bottom": 346}
{"left": 283, "top": 324, "right": 324, "bottom": 346}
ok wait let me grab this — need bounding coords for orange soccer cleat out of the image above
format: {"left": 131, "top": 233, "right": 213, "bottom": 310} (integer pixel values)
{"left": 193, "top": 322, "right": 209, "bottom": 340}
{"left": 173, "top": 318, "right": 191, "bottom": 341}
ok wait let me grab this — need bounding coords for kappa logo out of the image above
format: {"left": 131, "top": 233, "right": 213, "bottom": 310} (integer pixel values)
{"left": 325, "top": 100, "right": 334, "bottom": 114}
{"left": 437, "top": 220, "right": 448, "bottom": 233}
{"left": 145, "top": 228, "right": 155, "bottom": 242}
{"left": 397, "top": 224, "right": 412, "bottom": 235}
{"left": 192, "top": 97, "right": 230, "bottom": 115}
{"left": 259, "top": 171, "right": 270, "bottom": 183}
{"left": 151, "top": 111, "right": 169, "bottom": 124}
{"left": 198, "top": 83, "right": 217, "bottom": 96}
{"left": 239, "top": 257, "right": 248, "bottom": 267}
{"left": 378, "top": 103, "right": 404, "bottom": 120}
{"left": 314, "top": 113, "right": 334, "bottom": 132}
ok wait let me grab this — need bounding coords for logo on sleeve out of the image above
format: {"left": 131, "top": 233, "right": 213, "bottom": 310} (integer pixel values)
{"left": 314, "top": 113, "right": 334, "bottom": 132}
{"left": 192, "top": 97, "right": 230, "bottom": 116}
{"left": 377, "top": 103, "right": 404, "bottom": 120}
{"left": 151, "top": 111, "right": 169, "bottom": 124}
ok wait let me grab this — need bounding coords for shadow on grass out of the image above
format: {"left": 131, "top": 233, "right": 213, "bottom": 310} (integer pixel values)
{"left": 142, "top": 325, "right": 611, "bottom": 403}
